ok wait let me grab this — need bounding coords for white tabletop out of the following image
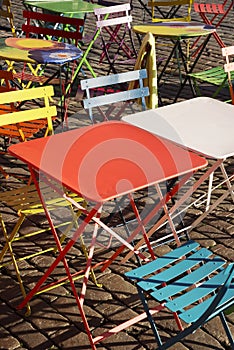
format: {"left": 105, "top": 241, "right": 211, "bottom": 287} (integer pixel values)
{"left": 122, "top": 97, "right": 234, "bottom": 159}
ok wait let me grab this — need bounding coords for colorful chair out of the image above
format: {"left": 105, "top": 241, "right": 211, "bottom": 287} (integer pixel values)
{"left": 125, "top": 240, "right": 234, "bottom": 349}
{"left": 80, "top": 69, "right": 149, "bottom": 123}
{"left": 129, "top": 32, "right": 158, "bottom": 109}
{"left": 193, "top": 0, "right": 233, "bottom": 50}
{"left": 94, "top": 3, "right": 137, "bottom": 74}
{"left": 0, "top": 182, "right": 92, "bottom": 316}
{"left": 148, "top": 0, "right": 193, "bottom": 22}
{"left": 188, "top": 44, "right": 234, "bottom": 101}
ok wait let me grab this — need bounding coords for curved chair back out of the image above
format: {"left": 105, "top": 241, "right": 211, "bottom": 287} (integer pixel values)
{"left": 130, "top": 32, "right": 158, "bottom": 109}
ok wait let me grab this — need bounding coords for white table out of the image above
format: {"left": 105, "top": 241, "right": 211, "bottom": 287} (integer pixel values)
{"left": 122, "top": 97, "right": 234, "bottom": 237}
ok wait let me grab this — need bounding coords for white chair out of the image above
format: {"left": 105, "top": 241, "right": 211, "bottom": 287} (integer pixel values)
{"left": 94, "top": 3, "right": 137, "bottom": 74}
{"left": 81, "top": 69, "right": 150, "bottom": 123}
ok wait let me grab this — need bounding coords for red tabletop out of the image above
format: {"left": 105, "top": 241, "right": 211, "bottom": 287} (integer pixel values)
{"left": 8, "top": 121, "right": 207, "bottom": 203}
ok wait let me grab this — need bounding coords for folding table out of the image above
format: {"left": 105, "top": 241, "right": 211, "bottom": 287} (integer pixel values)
{"left": 0, "top": 37, "right": 82, "bottom": 119}
{"left": 23, "top": 0, "right": 105, "bottom": 88}
{"left": 122, "top": 97, "right": 234, "bottom": 256}
{"left": 133, "top": 22, "right": 216, "bottom": 102}
{"left": 8, "top": 121, "right": 207, "bottom": 349}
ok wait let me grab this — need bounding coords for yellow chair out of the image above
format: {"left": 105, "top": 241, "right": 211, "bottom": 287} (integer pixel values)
{"left": 0, "top": 182, "right": 93, "bottom": 316}
{"left": 0, "top": 84, "right": 56, "bottom": 146}
{"left": 0, "top": 72, "right": 56, "bottom": 178}
{"left": 129, "top": 32, "right": 158, "bottom": 109}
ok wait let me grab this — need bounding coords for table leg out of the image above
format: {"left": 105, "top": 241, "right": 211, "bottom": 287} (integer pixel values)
{"left": 173, "top": 33, "right": 213, "bottom": 102}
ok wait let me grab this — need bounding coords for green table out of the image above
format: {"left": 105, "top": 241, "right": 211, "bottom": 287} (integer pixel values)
{"left": 23, "top": 0, "right": 103, "bottom": 16}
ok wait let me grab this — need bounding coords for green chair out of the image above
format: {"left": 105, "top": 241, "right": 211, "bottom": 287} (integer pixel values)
{"left": 189, "top": 45, "right": 234, "bottom": 101}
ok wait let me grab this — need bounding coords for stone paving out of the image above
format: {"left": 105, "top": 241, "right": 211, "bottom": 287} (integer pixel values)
{"left": 0, "top": 1, "right": 233, "bottom": 349}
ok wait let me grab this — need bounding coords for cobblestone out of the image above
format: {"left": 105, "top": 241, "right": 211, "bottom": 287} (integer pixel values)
{"left": 0, "top": 0, "right": 233, "bottom": 349}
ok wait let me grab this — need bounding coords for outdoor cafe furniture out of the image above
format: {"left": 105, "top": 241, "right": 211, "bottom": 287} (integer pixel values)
{"left": 193, "top": 0, "right": 234, "bottom": 49}
{"left": 0, "top": 35, "right": 82, "bottom": 120}
{"left": 125, "top": 241, "right": 234, "bottom": 349}
{"left": 122, "top": 96, "right": 234, "bottom": 258}
{"left": 8, "top": 120, "right": 207, "bottom": 349}
{"left": 22, "top": 0, "right": 104, "bottom": 91}
{"left": 80, "top": 68, "right": 149, "bottom": 123}
{"left": 133, "top": 22, "right": 216, "bottom": 102}
{"left": 94, "top": 3, "right": 137, "bottom": 74}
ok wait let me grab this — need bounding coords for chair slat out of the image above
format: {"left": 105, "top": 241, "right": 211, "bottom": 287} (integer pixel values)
{"left": 137, "top": 247, "right": 214, "bottom": 292}
{"left": 166, "top": 268, "right": 231, "bottom": 312}
{"left": 180, "top": 288, "right": 234, "bottom": 323}
{"left": 125, "top": 240, "right": 200, "bottom": 279}
{"left": 151, "top": 257, "right": 226, "bottom": 301}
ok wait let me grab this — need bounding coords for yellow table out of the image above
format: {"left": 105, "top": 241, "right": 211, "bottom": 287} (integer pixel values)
{"left": 133, "top": 22, "right": 216, "bottom": 102}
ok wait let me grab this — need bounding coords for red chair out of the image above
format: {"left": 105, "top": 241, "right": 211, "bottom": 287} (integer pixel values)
{"left": 192, "top": 0, "right": 233, "bottom": 54}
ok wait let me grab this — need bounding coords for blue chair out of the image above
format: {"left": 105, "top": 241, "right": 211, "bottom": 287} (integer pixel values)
{"left": 125, "top": 240, "right": 234, "bottom": 349}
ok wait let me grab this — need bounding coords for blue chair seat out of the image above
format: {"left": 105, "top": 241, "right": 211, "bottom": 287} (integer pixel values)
{"left": 125, "top": 240, "right": 234, "bottom": 349}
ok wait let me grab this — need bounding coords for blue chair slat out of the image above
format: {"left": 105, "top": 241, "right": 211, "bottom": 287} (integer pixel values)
{"left": 165, "top": 268, "right": 230, "bottom": 312}
{"left": 137, "top": 247, "right": 214, "bottom": 292}
{"left": 151, "top": 257, "right": 226, "bottom": 301}
{"left": 180, "top": 287, "right": 234, "bottom": 324}
{"left": 125, "top": 240, "right": 200, "bottom": 280}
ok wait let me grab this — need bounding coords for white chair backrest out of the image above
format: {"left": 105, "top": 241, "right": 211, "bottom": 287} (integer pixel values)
{"left": 81, "top": 69, "right": 149, "bottom": 123}
{"left": 94, "top": 3, "right": 132, "bottom": 29}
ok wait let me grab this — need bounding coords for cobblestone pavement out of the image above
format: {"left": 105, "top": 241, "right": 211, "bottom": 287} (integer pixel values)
{"left": 0, "top": 1, "right": 233, "bottom": 349}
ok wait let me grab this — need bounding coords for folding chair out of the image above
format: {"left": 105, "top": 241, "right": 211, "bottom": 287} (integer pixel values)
{"left": 94, "top": 3, "right": 138, "bottom": 74}
{"left": 193, "top": 0, "right": 233, "bottom": 50}
{"left": 0, "top": 0, "right": 16, "bottom": 37}
{"left": 125, "top": 240, "right": 234, "bottom": 349}
{"left": 148, "top": 0, "right": 193, "bottom": 22}
{"left": 147, "top": 1, "right": 193, "bottom": 77}
{"left": 80, "top": 69, "right": 149, "bottom": 123}
{"left": 0, "top": 84, "right": 56, "bottom": 146}
{"left": 0, "top": 182, "right": 97, "bottom": 316}
{"left": 129, "top": 32, "right": 158, "bottom": 109}
{"left": 189, "top": 44, "right": 234, "bottom": 101}
{"left": 0, "top": 83, "right": 56, "bottom": 179}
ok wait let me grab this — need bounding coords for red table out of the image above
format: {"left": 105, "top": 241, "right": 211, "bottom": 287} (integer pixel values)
{"left": 8, "top": 120, "right": 207, "bottom": 349}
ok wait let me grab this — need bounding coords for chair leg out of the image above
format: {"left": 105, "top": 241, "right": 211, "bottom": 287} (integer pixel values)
{"left": 137, "top": 285, "right": 163, "bottom": 347}
{"left": 0, "top": 215, "right": 31, "bottom": 316}
{"left": 219, "top": 312, "right": 234, "bottom": 346}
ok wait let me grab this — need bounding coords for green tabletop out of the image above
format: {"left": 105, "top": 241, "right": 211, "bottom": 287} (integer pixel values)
{"left": 133, "top": 22, "right": 216, "bottom": 39}
{"left": 23, "top": 0, "right": 103, "bottom": 14}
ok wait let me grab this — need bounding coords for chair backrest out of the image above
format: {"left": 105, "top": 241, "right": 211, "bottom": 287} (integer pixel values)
{"left": 0, "top": 85, "right": 57, "bottom": 143}
{"left": 0, "top": 0, "right": 16, "bottom": 37}
{"left": 193, "top": 0, "right": 233, "bottom": 26}
{"left": 94, "top": 3, "right": 137, "bottom": 73}
{"left": 22, "top": 10, "right": 84, "bottom": 45}
{"left": 129, "top": 32, "right": 158, "bottom": 109}
{"left": 80, "top": 69, "right": 149, "bottom": 123}
{"left": 148, "top": 0, "right": 193, "bottom": 22}
{"left": 95, "top": 3, "right": 133, "bottom": 29}
{"left": 222, "top": 45, "right": 234, "bottom": 104}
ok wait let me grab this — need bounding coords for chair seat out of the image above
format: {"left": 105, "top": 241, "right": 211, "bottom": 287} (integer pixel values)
{"left": 125, "top": 240, "right": 234, "bottom": 348}
{"left": 189, "top": 66, "right": 229, "bottom": 85}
